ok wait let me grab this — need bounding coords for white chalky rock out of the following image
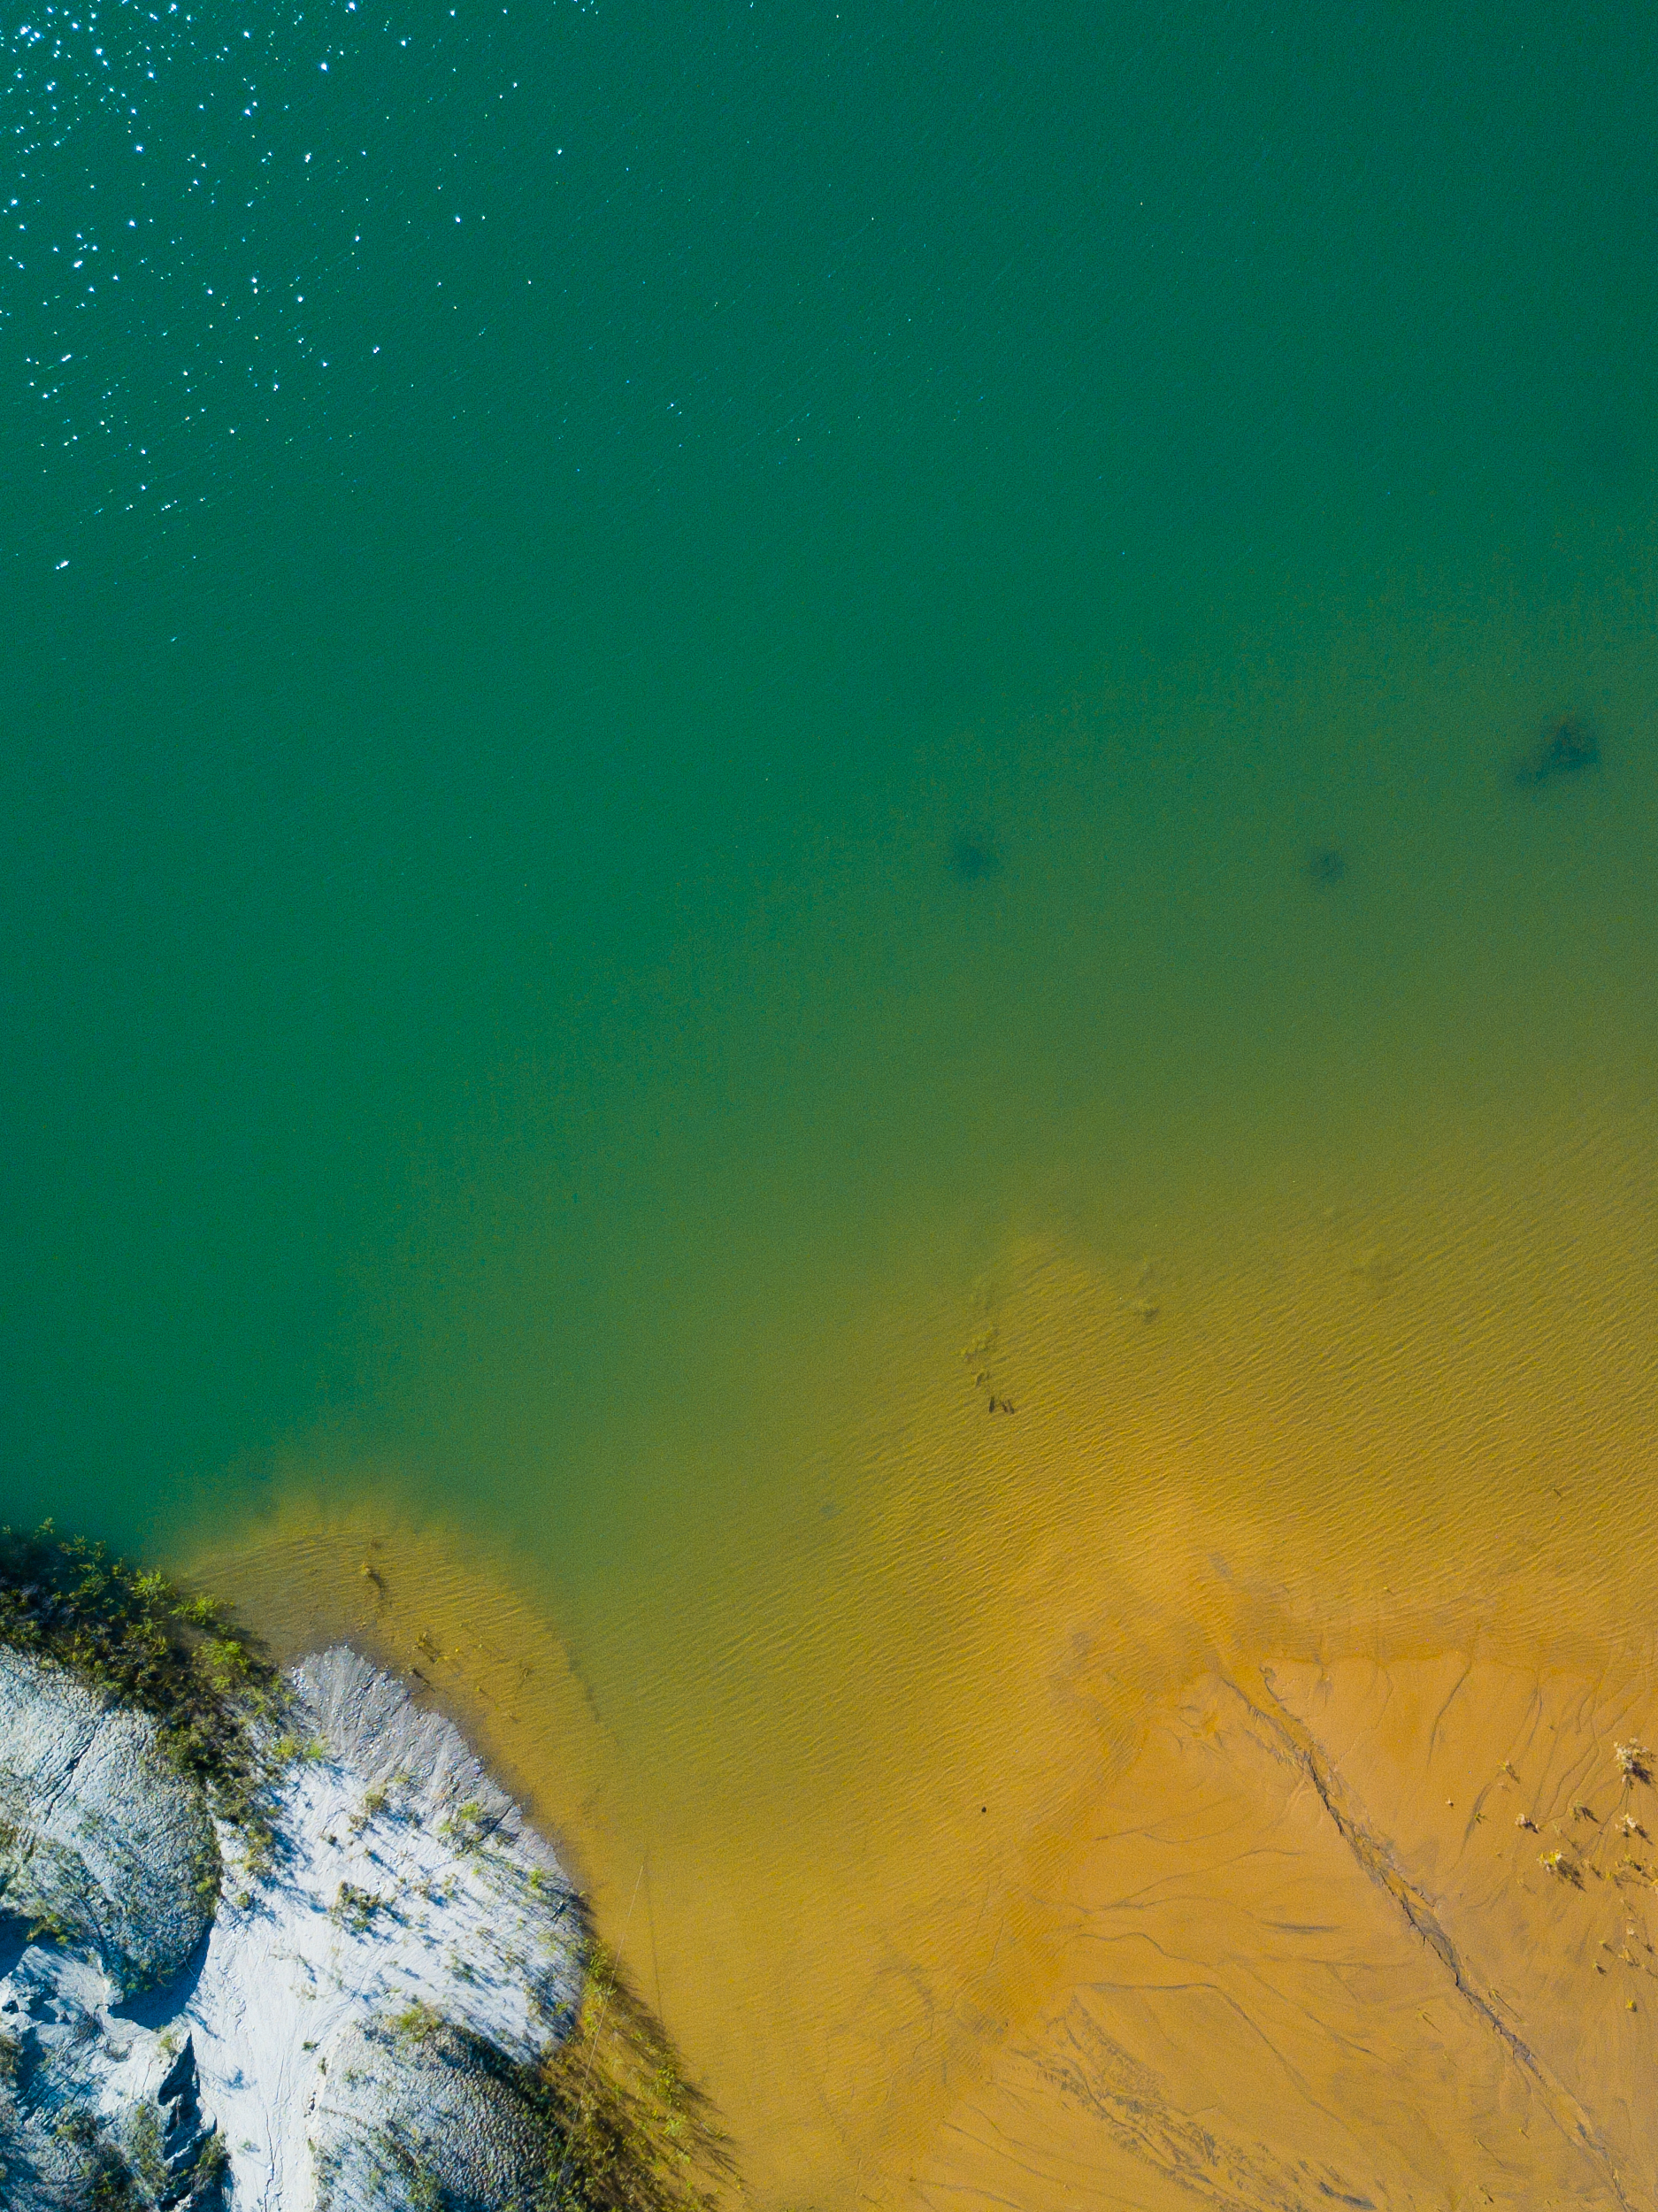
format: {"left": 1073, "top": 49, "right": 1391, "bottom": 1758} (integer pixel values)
{"left": 0, "top": 1645, "right": 582, "bottom": 2210}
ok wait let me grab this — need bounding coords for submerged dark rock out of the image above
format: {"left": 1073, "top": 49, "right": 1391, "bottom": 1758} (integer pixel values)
{"left": 1512, "top": 713, "right": 1600, "bottom": 787}
{"left": 1307, "top": 847, "right": 1347, "bottom": 887}
{"left": 949, "top": 829, "right": 1001, "bottom": 881}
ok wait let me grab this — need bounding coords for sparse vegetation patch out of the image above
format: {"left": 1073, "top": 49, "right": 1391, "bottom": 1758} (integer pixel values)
{"left": 537, "top": 1943, "right": 736, "bottom": 2212}
{"left": 0, "top": 1522, "right": 288, "bottom": 1844}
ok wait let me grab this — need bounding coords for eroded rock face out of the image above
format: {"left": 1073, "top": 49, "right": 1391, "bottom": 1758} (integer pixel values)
{"left": 0, "top": 1647, "right": 217, "bottom": 1994}
{"left": 0, "top": 1645, "right": 583, "bottom": 2210}
{"left": 0, "top": 1947, "right": 227, "bottom": 2210}
{"left": 308, "top": 2019, "right": 557, "bottom": 2212}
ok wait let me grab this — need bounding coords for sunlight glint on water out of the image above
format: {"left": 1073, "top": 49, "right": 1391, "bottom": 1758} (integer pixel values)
{"left": 4, "top": 0, "right": 1658, "bottom": 2200}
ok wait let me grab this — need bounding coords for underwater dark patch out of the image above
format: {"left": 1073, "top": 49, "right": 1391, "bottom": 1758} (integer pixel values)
{"left": 1307, "top": 848, "right": 1347, "bottom": 887}
{"left": 1512, "top": 714, "right": 1600, "bottom": 787}
{"left": 949, "top": 831, "right": 1001, "bottom": 881}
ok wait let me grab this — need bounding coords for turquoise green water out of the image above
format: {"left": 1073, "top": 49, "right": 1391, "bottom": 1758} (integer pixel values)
{"left": 7, "top": 12, "right": 1658, "bottom": 2170}
{"left": 5, "top": 0, "right": 1654, "bottom": 1547}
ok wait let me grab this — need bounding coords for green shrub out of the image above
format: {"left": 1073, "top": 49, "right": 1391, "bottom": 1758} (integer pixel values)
{"left": 535, "top": 1945, "right": 735, "bottom": 2212}
{"left": 128, "top": 2101, "right": 167, "bottom": 2194}
{"left": 0, "top": 1523, "right": 288, "bottom": 1840}
{"left": 330, "top": 1882, "right": 388, "bottom": 1935}
{"left": 391, "top": 2000, "right": 445, "bottom": 2047}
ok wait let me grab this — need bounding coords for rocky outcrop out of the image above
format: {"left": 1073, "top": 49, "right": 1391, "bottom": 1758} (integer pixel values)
{"left": 0, "top": 1646, "right": 216, "bottom": 1994}
{"left": 0, "top": 1645, "right": 583, "bottom": 2210}
{"left": 0, "top": 1945, "right": 229, "bottom": 2210}
{"left": 308, "top": 2018, "right": 558, "bottom": 2212}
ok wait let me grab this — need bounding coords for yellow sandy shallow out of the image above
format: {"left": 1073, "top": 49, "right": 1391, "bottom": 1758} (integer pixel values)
{"left": 188, "top": 1092, "right": 1658, "bottom": 2208}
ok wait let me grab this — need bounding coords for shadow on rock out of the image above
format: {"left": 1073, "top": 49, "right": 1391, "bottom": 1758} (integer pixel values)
{"left": 111, "top": 1927, "right": 211, "bottom": 2030}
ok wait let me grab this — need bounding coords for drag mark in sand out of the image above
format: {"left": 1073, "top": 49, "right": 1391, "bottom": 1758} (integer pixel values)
{"left": 1238, "top": 1669, "right": 1631, "bottom": 2212}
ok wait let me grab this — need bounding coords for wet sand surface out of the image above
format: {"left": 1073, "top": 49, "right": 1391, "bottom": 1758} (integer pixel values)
{"left": 191, "top": 1090, "right": 1658, "bottom": 2208}
{"left": 916, "top": 1649, "right": 1658, "bottom": 2211}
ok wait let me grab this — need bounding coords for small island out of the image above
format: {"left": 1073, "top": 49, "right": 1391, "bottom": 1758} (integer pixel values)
{"left": 0, "top": 1527, "right": 729, "bottom": 2212}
